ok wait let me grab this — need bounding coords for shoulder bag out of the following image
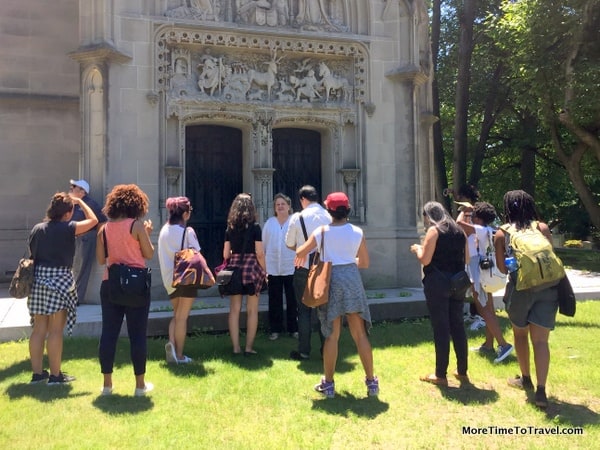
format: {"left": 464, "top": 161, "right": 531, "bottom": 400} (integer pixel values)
{"left": 9, "top": 253, "right": 34, "bottom": 299}
{"left": 103, "top": 222, "right": 151, "bottom": 307}
{"left": 216, "top": 227, "right": 249, "bottom": 297}
{"left": 302, "top": 227, "right": 332, "bottom": 308}
{"left": 172, "top": 227, "right": 215, "bottom": 289}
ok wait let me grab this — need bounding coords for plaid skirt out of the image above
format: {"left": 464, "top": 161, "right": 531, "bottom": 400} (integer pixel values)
{"left": 28, "top": 265, "right": 77, "bottom": 335}
{"left": 227, "top": 253, "right": 267, "bottom": 296}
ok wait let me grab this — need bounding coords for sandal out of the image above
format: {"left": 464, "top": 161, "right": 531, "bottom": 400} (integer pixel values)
{"left": 419, "top": 374, "right": 448, "bottom": 386}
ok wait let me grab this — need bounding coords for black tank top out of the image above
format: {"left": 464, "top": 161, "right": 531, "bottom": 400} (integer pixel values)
{"left": 426, "top": 227, "right": 466, "bottom": 274}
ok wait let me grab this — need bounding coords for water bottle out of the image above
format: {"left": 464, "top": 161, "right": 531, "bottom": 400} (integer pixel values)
{"left": 504, "top": 256, "right": 518, "bottom": 273}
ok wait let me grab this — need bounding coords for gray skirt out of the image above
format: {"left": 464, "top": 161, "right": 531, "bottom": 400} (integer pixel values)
{"left": 317, "top": 263, "right": 372, "bottom": 337}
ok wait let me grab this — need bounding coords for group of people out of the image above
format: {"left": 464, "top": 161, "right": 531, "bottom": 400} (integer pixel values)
{"left": 410, "top": 189, "right": 560, "bottom": 408}
{"left": 25, "top": 182, "right": 378, "bottom": 399}
{"left": 25, "top": 179, "right": 559, "bottom": 407}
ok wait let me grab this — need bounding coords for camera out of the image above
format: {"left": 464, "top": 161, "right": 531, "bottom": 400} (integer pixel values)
{"left": 479, "top": 257, "right": 493, "bottom": 270}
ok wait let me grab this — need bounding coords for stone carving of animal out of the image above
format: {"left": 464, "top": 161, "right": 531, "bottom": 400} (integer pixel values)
{"left": 318, "top": 62, "right": 352, "bottom": 102}
{"left": 247, "top": 50, "right": 282, "bottom": 100}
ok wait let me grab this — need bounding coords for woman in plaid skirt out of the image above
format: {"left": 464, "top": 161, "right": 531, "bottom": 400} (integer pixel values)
{"left": 28, "top": 192, "right": 98, "bottom": 384}
{"left": 221, "top": 193, "right": 266, "bottom": 355}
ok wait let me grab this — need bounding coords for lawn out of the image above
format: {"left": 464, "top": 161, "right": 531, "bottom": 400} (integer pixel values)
{"left": 556, "top": 248, "right": 600, "bottom": 273}
{"left": 1, "top": 302, "right": 599, "bottom": 449}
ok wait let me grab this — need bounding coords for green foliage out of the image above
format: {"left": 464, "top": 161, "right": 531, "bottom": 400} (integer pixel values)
{"left": 435, "top": 0, "right": 600, "bottom": 236}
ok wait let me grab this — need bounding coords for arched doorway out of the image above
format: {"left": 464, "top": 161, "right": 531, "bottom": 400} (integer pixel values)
{"left": 272, "top": 128, "right": 322, "bottom": 210}
{"left": 185, "top": 125, "right": 243, "bottom": 269}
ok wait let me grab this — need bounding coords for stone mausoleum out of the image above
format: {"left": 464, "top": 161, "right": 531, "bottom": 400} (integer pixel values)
{"left": 0, "top": 0, "right": 435, "bottom": 303}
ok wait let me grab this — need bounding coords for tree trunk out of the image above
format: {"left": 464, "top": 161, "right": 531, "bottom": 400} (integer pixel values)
{"left": 431, "top": 0, "right": 448, "bottom": 206}
{"left": 452, "top": 0, "right": 476, "bottom": 192}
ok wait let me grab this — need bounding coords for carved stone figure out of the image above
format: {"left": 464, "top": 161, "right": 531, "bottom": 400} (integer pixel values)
{"left": 318, "top": 62, "right": 352, "bottom": 102}
{"left": 246, "top": 50, "right": 282, "bottom": 100}
{"left": 197, "top": 52, "right": 223, "bottom": 96}
{"left": 295, "top": 0, "right": 338, "bottom": 30}
{"left": 166, "top": 0, "right": 216, "bottom": 20}
{"left": 170, "top": 57, "right": 190, "bottom": 96}
{"left": 295, "top": 69, "right": 321, "bottom": 101}
{"left": 237, "top": 0, "right": 289, "bottom": 26}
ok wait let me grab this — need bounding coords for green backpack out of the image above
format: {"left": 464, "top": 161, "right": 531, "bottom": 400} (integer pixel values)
{"left": 501, "top": 221, "right": 565, "bottom": 291}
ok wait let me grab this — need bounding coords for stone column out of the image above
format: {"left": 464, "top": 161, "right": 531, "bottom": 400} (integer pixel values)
{"left": 252, "top": 168, "right": 276, "bottom": 224}
{"left": 339, "top": 168, "right": 362, "bottom": 221}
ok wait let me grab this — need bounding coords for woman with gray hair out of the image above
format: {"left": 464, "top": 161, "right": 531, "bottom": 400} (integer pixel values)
{"left": 411, "top": 201, "right": 470, "bottom": 386}
{"left": 262, "top": 193, "right": 298, "bottom": 340}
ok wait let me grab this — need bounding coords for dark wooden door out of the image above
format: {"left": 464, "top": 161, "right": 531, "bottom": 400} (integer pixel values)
{"left": 185, "top": 125, "right": 242, "bottom": 270}
{"left": 272, "top": 128, "right": 322, "bottom": 211}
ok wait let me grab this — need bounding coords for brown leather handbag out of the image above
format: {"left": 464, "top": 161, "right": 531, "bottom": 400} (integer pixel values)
{"left": 302, "top": 227, "right": 332, "bottom": 308}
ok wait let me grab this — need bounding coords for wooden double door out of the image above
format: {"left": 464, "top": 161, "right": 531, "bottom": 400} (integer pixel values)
{"left": 185, "top": 125, "right": 321, "bottom": 269}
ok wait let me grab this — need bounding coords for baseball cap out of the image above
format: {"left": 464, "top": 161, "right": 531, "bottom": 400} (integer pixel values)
{"left": 70, "top": 179, "right": 90, "bottom": 193}
{"left": 454, "top": 201, "right": 473, "bottom": 209}
{"left": 324, "top": 192, "right": 350, "bottom": 210}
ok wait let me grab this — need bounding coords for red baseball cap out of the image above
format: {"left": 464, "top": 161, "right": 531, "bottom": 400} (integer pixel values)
{"left": 324, "top": 192, "right": 350, "bottom": 210}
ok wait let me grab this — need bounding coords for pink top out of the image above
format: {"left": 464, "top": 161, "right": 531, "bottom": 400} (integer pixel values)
{"left": 102, "top": 219, "right": 146, "bottom": 280}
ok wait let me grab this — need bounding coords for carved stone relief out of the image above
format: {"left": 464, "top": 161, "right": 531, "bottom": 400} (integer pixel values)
{"left": 156, "top": 29, "right": 368, "bottom": 112}
{"left": 165, "top": 0, "right": 348, "bottom": 31}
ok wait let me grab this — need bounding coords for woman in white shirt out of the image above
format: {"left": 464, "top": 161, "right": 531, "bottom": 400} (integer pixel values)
{"left": 262, "top": 193, "right": 298, "bottom": 340}
{"left": 296, "top": 192, "right": 378, "bottom": 399}
{"left": 158, "top": 197, "right": 213, "bottom": 364}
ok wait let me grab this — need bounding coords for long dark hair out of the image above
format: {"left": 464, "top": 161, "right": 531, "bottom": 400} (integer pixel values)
{"left": 503, "top": 190, "right": 539, "bottom": 229}
{"left": 227, "top": 193, "right": 256, "bottom": 231}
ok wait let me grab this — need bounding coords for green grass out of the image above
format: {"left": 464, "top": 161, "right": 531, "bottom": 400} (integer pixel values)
{"left": 556, "top": 248, "right": 600, "bottom": 272}
{"left": 1, "top": 303, "right": 599, "bottom": 449}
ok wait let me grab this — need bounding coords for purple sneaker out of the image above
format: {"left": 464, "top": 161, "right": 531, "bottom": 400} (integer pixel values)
{"left": 365, "top": 376, "right": 379, "bottom": 397}
{"left": 314, "top": 376, "right": 335, "bottom": 399}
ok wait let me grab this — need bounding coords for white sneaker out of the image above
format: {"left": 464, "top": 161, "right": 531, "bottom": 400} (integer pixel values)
{"left": 165, "top": 342, "right": 177, "bottom": 364}
{"left": 100, "top": 386, "right": 113, "bottom": 396}
{"left": 176, "top": 355, "right": 192, "bottom": 364}
{"left": 134, "top": 382, "right": 154, "bottom": 397}
{"left": 269, "top": 333, "right": 279, "bottom": 341}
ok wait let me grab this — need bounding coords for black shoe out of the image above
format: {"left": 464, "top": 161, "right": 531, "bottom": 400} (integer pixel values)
{"left": 289, "top": 350, "right": 309, "bottom": 361}
{"left": 30, "top": 370, "right": 49, "bottom": 384}
{"left": 47, "top": 372, "right": 76, "bottom": 385}
{"left": 535, "top": 387, "right": 548, "bottom": 409}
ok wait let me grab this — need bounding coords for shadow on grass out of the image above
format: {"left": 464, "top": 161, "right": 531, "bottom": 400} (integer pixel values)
{"left": 545, "top": 399, "right": 600, "bottom": 426}
{"left": 438, "top": 382, "right": 499, "bottom": 405}
{"left": 5, "top": 382, "right": 87, "bottom": 402}
{"left": 312, "top": 392, "right": 390, "bottom": 418}
{"left": 92, "top": 394, "right": 154, "bottom": 414}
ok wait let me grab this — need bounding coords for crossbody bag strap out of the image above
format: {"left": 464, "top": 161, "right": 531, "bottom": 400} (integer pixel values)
{"left": 103, "top": 219, "right": 136, "bottom": 259}
{"left": 299, "top": 214, "right": 308, "bottom": 241}
{"left": 299, "top": 215, "right": 316, "bottom": 266}
{"left": 180, "top": 226, "right": 188, "bottom": 250}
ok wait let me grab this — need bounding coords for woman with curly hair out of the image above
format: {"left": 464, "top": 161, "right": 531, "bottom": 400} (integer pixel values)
{"left": 28, "top": 192, "right": 98, "bottom": 384}
{"left": 158, "top": 196, "right": 214, "bottom": 364}
{"left": 96, "top": 184, "right": 154, "bottom": 396}
{"left": 221, "top": 193, "right": 266, "bottom": 355}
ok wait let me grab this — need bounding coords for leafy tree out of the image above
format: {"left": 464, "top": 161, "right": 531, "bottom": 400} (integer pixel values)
{"left": 492, "top": 0, "right": 600, "bottom": 230}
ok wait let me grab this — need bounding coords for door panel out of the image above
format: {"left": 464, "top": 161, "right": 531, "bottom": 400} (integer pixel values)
{"left": 272, "top": 128, "right": 322, "bottom": 211}
{"left": 185, "top": 125, "right": 242, "bottom": 270}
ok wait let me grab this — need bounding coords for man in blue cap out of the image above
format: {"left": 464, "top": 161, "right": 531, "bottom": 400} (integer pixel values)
{"left": 69, "top": 179, "right": 107, "bottom": 304}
